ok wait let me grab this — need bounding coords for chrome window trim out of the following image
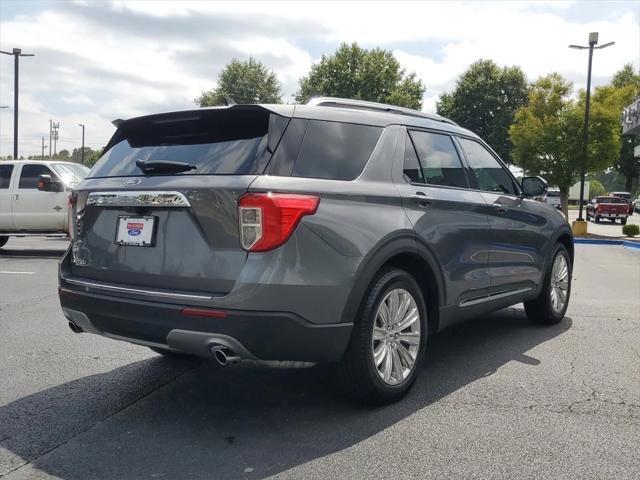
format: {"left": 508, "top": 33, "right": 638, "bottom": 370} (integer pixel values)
{"left": 459, "top": 287, "right": 532, "bottom": 308}
{"left": 86, "top": 191, "right": 191, "bottom": 208}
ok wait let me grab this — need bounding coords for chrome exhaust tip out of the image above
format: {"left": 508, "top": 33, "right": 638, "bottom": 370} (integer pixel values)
{"left": 211, "top": 345, "right": 241, "bottom": 366}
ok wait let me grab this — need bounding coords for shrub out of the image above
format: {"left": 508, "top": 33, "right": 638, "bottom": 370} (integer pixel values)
{"left": 622, "top": 223, "right": 639, "bottom": 237}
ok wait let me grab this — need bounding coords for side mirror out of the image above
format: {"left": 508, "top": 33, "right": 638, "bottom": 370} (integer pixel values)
{"left": 521, "top": 176, "right": 548, "bottom": 197}
{"left": 37, "top": 174, "right": 63, "bottom": 192}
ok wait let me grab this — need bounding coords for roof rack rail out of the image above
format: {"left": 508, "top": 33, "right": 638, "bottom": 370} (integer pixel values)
{"left": 306, "top": 97, "right": 458, "bottom": 126}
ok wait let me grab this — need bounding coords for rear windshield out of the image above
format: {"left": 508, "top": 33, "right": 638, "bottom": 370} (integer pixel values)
{"left": 596, "top": 197, "right": 624, "bottom": 203}
{"left": 611, "top": 192, "right": 631, "bottom": 200}
{"left": 88, "top": 108, "right": 288, "bottom": 178}
{"left": 547, "top": 191, "right": 560, "bottom": 197}
{"left": 52, "top": 163, "right": 90, "bottom": 186}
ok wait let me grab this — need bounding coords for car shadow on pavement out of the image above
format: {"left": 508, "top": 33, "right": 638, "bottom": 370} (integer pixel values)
{"left": 0, "top": 308, "right": 572, "bottom": 479}
{"left": 0, "top": 249, "right": 67, "bottom": 259}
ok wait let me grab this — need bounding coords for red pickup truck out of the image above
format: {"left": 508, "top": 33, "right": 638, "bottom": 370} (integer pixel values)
{"left": 586, "top": 196, "right": 629, "bottom": 224}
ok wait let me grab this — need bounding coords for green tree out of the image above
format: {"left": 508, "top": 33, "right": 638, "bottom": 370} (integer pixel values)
{"left": 598, "top": 64, "right": 640, "bottom": 193}
{"left": 195, "top": 58, "right": 282, "bottom": 106}
{"left": 295, "top": 43, "right": 425, "bottom": 110}
{"left": 56, "top": 149, "right": 70, "bottom": 160}
{"left": 437, "top": 59, "right": 528, "bottom": 164}
{"left": 71, "top": 146, "right": 95, "bottom": 165}
{"left": 612, "top": 63, "right": 640, "bottom": 91}
{"left": 589, "top": 179, "right": 606, "bottom": 198}
{"left": 510, "top": 74, "right": 618, "bottom": 218}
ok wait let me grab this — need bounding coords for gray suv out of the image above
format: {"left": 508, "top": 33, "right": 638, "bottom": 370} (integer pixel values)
{"left": 58, "top": 98, "right": 573, "bottom": 404}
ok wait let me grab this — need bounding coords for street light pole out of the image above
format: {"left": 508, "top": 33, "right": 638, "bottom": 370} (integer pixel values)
{"left": 78, "top": 124, "right": 85, "bottom": 165}
{"left": 0, "top": 48, "right": 35, "bottom": 160}
{"left": 569, "top": 33, "right": 614, "bottom": 222}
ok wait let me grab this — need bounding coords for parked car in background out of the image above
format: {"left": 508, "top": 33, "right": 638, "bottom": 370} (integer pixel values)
{"left": 634, "top": 197, "right": 640, "bottom": 213}
{"left": 609, "top": 191, "right": 634, "bottom": 215}
{"left": 545, "top": 189, "right": 562, "bottom": 209}
{"left": 0, "top": 160, "right": 90, "bottom": 248}
{"left": 586, "top": 196, "right": 629, "bottom": 224}
{"left": 58, "top": 98, "right": 573, "bottom": 404}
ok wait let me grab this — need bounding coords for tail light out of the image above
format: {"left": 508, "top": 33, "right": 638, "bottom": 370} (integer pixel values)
{"left": 67, "top": 191, "right": 77, "bottom": 240}
{"left": 238, "top": 193, "right": 320, "bottom": 252}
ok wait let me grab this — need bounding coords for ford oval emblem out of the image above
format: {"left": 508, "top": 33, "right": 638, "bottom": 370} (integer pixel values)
{"left": 123, "top": 178, "right": 142, "bottom": 186}
{"left": 128, "top": 228, "right": 141, "bottom": 236}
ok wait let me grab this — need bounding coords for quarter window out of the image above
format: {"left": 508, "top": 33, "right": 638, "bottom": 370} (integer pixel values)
{"left": 0, "top": 164, "right": 13, "bottom": 189}
{"left": 18, "top": 164, "right": 56, "bottom": 189}
{"left": 458, "top": 138, "right": 518, "bottom": 195}
{"left": 291, "top": 120, "right": 382, "bottom": 181}
{"left": 402, "top": 133, "right": 424, "bottom": 183}
{"left": 408, "top": 130, "right": 469, "bottom": 188}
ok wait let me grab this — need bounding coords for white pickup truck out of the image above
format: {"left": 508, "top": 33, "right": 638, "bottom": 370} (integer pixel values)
{"left": 0, "top": 160, "right": 90, "bottom": 248}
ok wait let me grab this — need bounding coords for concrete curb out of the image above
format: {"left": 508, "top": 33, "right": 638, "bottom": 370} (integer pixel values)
{"left": 574, "top": 238, "right": 640, "bottom": 250}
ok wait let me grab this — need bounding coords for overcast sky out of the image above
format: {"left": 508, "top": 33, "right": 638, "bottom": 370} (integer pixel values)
{"left": 0, "top": 0, "right": 638, "bottom": 158}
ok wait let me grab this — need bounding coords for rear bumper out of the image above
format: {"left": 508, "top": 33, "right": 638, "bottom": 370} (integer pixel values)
{"left": 596, "top": 212, "right": 628, "bottom": 218}
{"left": 59, "top": 287, "right": 352, "bottom": 363}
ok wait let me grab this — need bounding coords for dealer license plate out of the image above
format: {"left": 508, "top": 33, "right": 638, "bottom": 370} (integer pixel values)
{"left": 115, "top": 216, "right": 156, "bottom": 246}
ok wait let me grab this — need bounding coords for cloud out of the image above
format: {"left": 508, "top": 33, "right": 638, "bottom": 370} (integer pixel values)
{"left": 0, "top": 0, "right": 638, "bottom": 157}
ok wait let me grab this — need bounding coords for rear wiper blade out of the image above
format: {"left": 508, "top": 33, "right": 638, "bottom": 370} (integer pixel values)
{"left": 136, "top": 159, "right": 197, "bottom": 174}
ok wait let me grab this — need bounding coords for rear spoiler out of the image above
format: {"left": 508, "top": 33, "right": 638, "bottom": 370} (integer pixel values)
{"left": 104, "top": 104, "right": 295, "bottom": 153}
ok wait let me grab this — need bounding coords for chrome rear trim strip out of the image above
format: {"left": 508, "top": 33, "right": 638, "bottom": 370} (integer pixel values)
{"left": 64, "top": 277, "right": 212, "bottom": 301}
{"left": 459, "top": 287, "right": 532, "bottom": 308}
{"left": 87, "top": 191, "right": 191, "bottom": 208}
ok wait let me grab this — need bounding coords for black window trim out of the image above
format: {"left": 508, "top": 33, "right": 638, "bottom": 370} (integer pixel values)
{"left": 453, "top": 134, "right": 522, "bottom": 196}
{"left": 402, "top": 126, "right": 472, "bottom": 192}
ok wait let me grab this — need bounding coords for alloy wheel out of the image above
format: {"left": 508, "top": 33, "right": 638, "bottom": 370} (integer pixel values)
{"left": 372, "top": 288, "right": 422, "bottom": 385}
{"left": 550, "top": 254, "right": 569, "bottom": 314}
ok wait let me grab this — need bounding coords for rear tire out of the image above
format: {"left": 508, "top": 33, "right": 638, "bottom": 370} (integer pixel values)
{"left": 337, "top": 268, "right": 428, "bottom": 405}
{"left": 0, "top": 236, "right": 7, "bottom": 248}
{"left": 525, "top": 244, "right": 571, "bottom": 325}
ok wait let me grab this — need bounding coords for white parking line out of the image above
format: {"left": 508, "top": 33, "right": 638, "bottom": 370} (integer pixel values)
{"left": 0, "top": 271, "right": 36, "bottom": 274}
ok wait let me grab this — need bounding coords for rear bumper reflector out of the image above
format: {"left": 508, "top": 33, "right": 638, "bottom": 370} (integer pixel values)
{"left": 181, "top": 307, "right": 228, "bottom": 319}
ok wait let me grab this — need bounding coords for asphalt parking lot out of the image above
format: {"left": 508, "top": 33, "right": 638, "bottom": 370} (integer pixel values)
{"left": 1, "top": 237, "right": 639, "bottom": 479}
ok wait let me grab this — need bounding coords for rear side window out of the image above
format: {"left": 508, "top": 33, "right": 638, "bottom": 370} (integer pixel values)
{"left": 18, "top": 164, "right": 56, "bottom": 189}
{"left": 403, "top": 133, "right": 424, "bottom": 183}
{"left": 0, "top": 164, "right": 13, "bottom": 189}
{"left": 409, "top": 130, "right": 469, "bottom": 188}
{"left": 89, "top": 108, "right": 289, "bottom": 178}
{"left": 291, "top": 120, "right": 382, "bottom": 181}
{"left": 458, "top": 138, "right": 518, "bottom": 195}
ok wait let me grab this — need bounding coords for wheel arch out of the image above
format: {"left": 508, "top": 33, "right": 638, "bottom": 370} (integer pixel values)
{"left": 553, "top": 228, "right": 574, "bottom": 265}
{"left": 340, "top": 233, "right": 445, "bottom": 333}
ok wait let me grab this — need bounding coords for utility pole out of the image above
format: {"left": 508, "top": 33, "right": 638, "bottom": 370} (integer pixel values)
{"left": 78, "top": 123, "right": 85, "bottom": 165}
{"left": 52, "top": 122, "right": 60, "bottom": 157}
{"left": 0, "top": 48, "right": 35, "bottom": 160}
{"left": 569, "top": 33, "right": 615, "bottom": 224}
{"left": 41, "top": 136, "right": 46, "bottom": 158}
{"left": 49, "top": 120, "right": 53, "bottom": 159}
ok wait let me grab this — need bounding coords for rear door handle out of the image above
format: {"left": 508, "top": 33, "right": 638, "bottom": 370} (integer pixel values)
{"left": 410, "top": 193, "right": 431, "bottom": 207}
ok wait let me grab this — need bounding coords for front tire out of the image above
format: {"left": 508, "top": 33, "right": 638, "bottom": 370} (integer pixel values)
{"left": 594, "top": 214, "right": 601, "bottom": 223}
{"left": 620, "top": 218, "right": 627, "bottom": 225}
{"left": 337, "top": 269, "right": 427, "bottom": 405}
{"left": 525, "top": 244, "right": 571, "bottom": 325}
